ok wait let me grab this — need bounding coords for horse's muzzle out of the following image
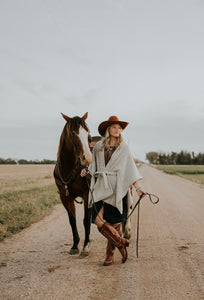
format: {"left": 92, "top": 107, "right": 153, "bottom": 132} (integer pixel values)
{"left": 81, "top": 154, "right": 92, "bottom": 166}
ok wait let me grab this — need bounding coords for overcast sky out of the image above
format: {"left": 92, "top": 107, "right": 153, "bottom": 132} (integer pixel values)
{"left": 0, "top": 0, "right": 203, "bottom": 162}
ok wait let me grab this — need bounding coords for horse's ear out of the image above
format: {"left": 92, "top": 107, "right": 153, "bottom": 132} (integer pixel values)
{"left": 82, "top": 112, "right": 88, "bottom": 121}
{"left": 61, "top": 112, "right": 70, "bottom": 122}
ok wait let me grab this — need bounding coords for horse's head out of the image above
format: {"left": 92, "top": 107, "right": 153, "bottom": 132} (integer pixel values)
{"left": 61, "top": 112, "right": 92, "bottom": 166}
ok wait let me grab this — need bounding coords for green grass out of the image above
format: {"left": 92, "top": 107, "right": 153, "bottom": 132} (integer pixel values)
{"left": 0, "top": 184, "right": 60, "bottom": 241}
{"left": 156, "top": 165, "right": 204, "bottom": 185}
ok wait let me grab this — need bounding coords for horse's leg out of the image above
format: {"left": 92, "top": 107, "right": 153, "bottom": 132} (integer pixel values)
{"left": 123, "top": 204, "right": 132, "bottom": 239}
{"left": 80, "top": 192, "right": 92, "bottom": 257}
{"left": 67, "top": 201, "right": 80, "bottom": 254}
{"left": 59, "top": 188, "right": 80, "bottom": 254}
{"left": 123, "top": 193, "right": 131, "bottom": 239}
{"left": 123, "top": 219, "right": 131, "bottom": 239}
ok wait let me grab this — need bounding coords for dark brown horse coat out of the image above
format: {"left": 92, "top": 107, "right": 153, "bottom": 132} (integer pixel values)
{"left": 54, "top": 112, "right": 92, "bottom": 255}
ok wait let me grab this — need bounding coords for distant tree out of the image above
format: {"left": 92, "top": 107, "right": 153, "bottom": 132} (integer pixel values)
{"left": 41, "top": 159, "right": 56, "bottom": 164}
{"left": 146, "top": 152, "right": 159, "bottom": 164}
{"left": 0, "top": 158, "right": 17, "bottom": 164}
{"left": 6, "top": 158, "right": 17, "bottom": 164}
{"left": 17, "top": 159, "right": 56, "bottom": 164}
{"left": 196, "top": 152, "right": 204, "bottom": 165}
{"left": 176, "top": 151, "right": 192, "bottom": 164}
{"left": 145, "top": 150, "right": 204, "bottom": 165}
{"left": 170, "top": 152, "right": 177, "bottom": 165}
{"left": 31, "top": 160, "right": 40, "bottom": 164}
{"left": 158, "top": 153, "right": 169, "bottom": 164}
{"left": 0, "top": 158, "right": 6, "bottom": 164}
{"left": 18, "top": 159, "right": 29, "bottom": 164}
{"left": 0, "top": 158, "right": 56, "bottom": 164}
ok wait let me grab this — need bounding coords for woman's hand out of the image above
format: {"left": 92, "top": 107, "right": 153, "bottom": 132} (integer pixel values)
{"left": 133, "top": 181, "right": 147, "bottom": 198}
{"left": 136, "top": 188, "right": 146, "bottom": 198}
{"left": 133, "top": 181, "right": 146, "bottom": 198}
{"left": 80, "top": 168, "right": 90, "bottom": 177}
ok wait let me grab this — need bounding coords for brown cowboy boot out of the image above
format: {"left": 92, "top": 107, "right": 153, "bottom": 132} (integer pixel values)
{"left": 99, "top": 222, "right": 129, "bottom": 264}
{"left": 103, "top": 224, "right": 120, "bottom": 266}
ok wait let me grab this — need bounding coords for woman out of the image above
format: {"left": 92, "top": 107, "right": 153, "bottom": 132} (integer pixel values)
{"left": 81, "top": 116, "right": 146, "bottom": 265}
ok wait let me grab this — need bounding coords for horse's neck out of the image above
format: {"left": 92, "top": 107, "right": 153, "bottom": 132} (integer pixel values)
{"left": 60, "top": 142, "right": 77, "bottom": 172}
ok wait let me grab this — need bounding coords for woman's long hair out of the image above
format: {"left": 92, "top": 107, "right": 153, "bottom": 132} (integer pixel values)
{"left": 98, "top": 126, "right": 123, "bottom": 151}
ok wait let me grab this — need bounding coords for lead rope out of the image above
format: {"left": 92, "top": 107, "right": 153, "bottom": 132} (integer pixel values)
{"left": 127, "top": 192, "right": 159, "bottom": 258}
{"left": 136, "top": 200, "right": 140, "bottom": 258}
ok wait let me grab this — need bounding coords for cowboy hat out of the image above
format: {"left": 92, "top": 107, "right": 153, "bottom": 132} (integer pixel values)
{"left": 98, "top": 116, "right": 129, "bottom": 136}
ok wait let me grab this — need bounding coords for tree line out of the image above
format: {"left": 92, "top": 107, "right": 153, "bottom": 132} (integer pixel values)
{"left": 1, "top": 151, "right": 204, "bottom": 165}
{"left": 146, "top": 151, "right": 204, "bottom": 165}
{"left": 0, "top": 158, "right": 56, "bottom": 164}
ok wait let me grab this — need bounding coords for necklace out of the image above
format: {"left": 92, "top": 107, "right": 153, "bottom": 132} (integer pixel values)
{"left": 107, "top": 146, "right": 115, "bottom": 153}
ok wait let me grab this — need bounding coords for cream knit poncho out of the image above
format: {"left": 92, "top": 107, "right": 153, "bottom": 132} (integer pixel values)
{"left": 88, "top": 140, "right": 142, "bottom": 214}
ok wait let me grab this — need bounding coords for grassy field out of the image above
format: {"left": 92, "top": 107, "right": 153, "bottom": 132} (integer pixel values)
{"left": 156, "top": 165, "right": 204, "bottom": 185}
{"left": 0, "top": 165, "right": 60, "bottom": 241}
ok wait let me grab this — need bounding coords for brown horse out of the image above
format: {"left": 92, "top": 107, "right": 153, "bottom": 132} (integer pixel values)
{"left": 54, "top": 112, "right": 92, "bottom": 256}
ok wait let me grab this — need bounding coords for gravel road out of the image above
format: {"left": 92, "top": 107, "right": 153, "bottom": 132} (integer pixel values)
{"left": 0, "top": 165, "right": 203, "bottom": 300}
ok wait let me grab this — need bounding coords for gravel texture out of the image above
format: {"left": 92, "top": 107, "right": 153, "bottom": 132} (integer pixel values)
{"left": 0, "top": 164, "right": 203, "bottom": 300}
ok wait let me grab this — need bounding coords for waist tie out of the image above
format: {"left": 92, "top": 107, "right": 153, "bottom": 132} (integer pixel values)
{"left": 94, "top": 171, "right": 116, "bottom": 189}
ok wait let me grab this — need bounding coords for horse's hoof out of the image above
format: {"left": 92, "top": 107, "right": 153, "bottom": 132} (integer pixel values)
{"left": 124, "top": 227, "right": 131, "bottom": 239}
{"left": 124, "top": 232, "right": 131, "bottom": 240}
{"left": 69, "top": 248, "right": 80, "bottom": 255}
{"left": 79, "top": 251, "right": 89, "bottom": 258}
{"left": 79, "top": 243, "right": 90, "bottom": 258}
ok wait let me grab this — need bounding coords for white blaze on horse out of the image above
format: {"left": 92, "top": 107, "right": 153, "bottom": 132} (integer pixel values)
{"left": 78, "top": 127, "right": 92, "bottom": 165}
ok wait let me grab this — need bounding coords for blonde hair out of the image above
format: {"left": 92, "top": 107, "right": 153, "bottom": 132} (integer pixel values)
{"left": 98, "top": 126, "right": 123, "bottom": 151}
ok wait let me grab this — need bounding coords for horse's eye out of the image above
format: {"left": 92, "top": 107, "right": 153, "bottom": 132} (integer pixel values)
{"left": 71, "top": 131, "right": 76, "bottom": 136}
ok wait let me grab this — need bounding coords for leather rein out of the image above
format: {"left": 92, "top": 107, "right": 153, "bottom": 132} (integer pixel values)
{"left": 127, "top": 192, "right": 159, "bottom": 258}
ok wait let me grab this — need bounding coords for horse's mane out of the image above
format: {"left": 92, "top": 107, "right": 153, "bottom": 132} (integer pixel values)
{"left": 57, "top": 116, "right": 89, "bottom": 160}
{"left": 57, "top": 123, "right": 68, "bottom": 160}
